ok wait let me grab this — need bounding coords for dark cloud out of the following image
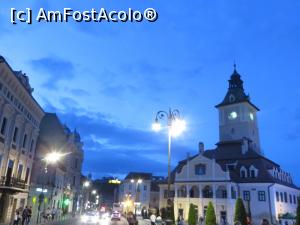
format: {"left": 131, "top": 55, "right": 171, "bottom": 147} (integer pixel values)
{"left": 43, "top": 100, "right": 194, "bottom": 178}
{"left": 30, "top": 56, "right": 74, "bottom": 89}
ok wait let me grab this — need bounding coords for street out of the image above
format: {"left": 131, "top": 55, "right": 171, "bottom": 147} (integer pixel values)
{"left": 33, "top": 216, "right": 150, "bottom": 225}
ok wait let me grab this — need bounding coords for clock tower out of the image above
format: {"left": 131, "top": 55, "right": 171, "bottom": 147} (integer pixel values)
{"left": 216, "top": 65, "right": 262, "bottom": 154}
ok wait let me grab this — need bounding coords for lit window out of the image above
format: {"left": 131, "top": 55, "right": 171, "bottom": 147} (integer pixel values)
{"left": 228, "top": 111, "right": 237, "bottom": 120}
{"left": 250, "top": 113, "right": 254, "bottom": 121}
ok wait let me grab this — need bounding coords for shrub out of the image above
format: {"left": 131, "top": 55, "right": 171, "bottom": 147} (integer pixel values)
{"left": 206, "top": 202, "right": 216, "bottom": 225}
{"left": 234, "top": 198, "right": 247, "bottom": 225}
{"left": 188, "top": 204, "right": 197, "bottom": 225}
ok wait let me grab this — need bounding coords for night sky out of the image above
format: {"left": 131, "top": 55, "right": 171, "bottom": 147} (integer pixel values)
{"left": 0, "top": 1, "right": 300, "bottom": 183}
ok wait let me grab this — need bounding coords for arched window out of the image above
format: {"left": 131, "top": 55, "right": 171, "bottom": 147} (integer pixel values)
{"left": 249, "top": 165, "right": 258, "bottom": 178}
{"left": 202, "top": 185, "right": 213, "bottom": 198}
{"left": 177, "top": 186, "right": 187, "bottom": 198}
{"left": 189, "top": 186, "right": 200, "bottom": 198}
{"left": 216, "top": 186, "right": 227, "bottom": 198}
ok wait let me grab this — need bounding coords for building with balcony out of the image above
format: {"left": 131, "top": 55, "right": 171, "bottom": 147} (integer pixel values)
{"left": 159, "top": 66, "right": 300, "bottom": 225}
{"left": 28, "top": 113, "right": 83, "bottom": 221}
{"left": 0, "top": 56, "right": 45, "bottom": 223}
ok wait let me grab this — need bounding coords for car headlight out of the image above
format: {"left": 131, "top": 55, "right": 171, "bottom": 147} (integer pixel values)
{"left": 81, "top": 215, "right": 88, "bottom": 222}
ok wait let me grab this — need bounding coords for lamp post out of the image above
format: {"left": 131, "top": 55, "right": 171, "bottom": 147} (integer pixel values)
{"left": 36, "top": 151, "right": 65, "bottom": 224}
{"left": 152, "top": 108, "right": 186, "bottom": 201}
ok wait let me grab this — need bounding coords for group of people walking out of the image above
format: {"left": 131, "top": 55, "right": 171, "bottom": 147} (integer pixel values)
{"left": 13, "top": 206, "right": 32, "bottom": 225}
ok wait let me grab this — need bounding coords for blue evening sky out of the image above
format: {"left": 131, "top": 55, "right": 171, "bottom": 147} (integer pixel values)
{"left": 0, "top": 0, "right": 300, "bottom": 183}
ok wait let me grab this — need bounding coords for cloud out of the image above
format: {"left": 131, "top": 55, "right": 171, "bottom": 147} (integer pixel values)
{"left": 30, "top": 56, "right": 75, "bottom": 89}
{"left": 43, "top": 100, "right": 194, "bottom": 178}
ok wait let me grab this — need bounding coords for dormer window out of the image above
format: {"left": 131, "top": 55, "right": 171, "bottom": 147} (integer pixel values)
{"left": 195, "top": 164, "right": 206, "bottom": 175}
{"left": 249, "top": 165, "right": 258, "bottom": 178}
{"left": 240, "top": 166, "right": 247, "bottom": 178}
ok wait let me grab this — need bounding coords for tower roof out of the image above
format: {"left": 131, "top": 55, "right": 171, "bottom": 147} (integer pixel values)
{"left": 215, "top": 65, "right": 259, "bottom": 110}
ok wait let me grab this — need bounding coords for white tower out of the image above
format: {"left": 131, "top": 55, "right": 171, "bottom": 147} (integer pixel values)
{"left": 215, "top": 65, "right": 262, "bottom": 154}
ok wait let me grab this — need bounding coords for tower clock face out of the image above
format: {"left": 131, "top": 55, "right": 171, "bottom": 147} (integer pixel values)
{"left": 228, "top": 111, "right": 237, "bottom": 120}
{"left": 250, "top": 112, "right": 254, "bottom": 121}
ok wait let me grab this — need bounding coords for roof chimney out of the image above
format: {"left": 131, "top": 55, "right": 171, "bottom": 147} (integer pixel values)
{"left": 199, "top": 142, "right": 204, "bottom": 154}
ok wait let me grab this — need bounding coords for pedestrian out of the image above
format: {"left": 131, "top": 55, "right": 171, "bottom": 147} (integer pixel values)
{"left": 27, "top": 206, "right": 32, "bottom": 225}
{"left": 150, "top": 213, "right": 157, "bottom": 225}
{"left": 46, "top": 207, "right": 51, "bottom": 221}
{"left": 127, "top": 212, "right": 137, "bottom": 225}
{"left": 21, "top": 206, "right": 29, "bottom": 225}
{"left": 156, "top": 214, "right": 163, "bottom": 225}
{"left": 13, "top": 210, "right": 20, "bottom": 225}
{"left": 51, "top": 207, "right": 56, "bottom": 221}
{"left": 261, "top": 219, "right": 270, "bottom": 225}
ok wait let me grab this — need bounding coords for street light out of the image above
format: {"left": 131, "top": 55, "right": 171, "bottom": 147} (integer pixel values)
{"left": 92, "top": 190, "right": 97, "bottom": 195}
{"left": 37, "top": 151, "right": 66, "bottom": 223}
{"left": 152, "top": 108, "right": 186, "bottom": 201}
{"left": 83, "top": 181, "right": 90, "bottom": 187}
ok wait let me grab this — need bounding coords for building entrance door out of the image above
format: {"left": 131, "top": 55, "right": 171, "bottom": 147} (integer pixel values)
{"left": 220, "top": 211, "right": 227, "bottom": 225}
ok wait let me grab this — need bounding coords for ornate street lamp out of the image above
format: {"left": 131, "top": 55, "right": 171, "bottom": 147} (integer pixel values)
{"left": 152, "top": 108, "right": 186, "bottom": 200}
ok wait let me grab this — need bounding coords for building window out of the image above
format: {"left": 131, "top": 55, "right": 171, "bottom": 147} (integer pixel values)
{"left": 25, "top": 168, "right": 30, "bottom": 183}
{"left": 293, "top": 195, "right": 296, "bottom": 204}
{"left": 0, "top": 117, "right": 7, "bottom": 135}
{"left": 22, "top": 134, "right": 27, "bottom": 148}
{"left": 129, "top": 184, "right": 132, "bottom": 190}
{"left": 243, "top": 191, "right": 250, "bottom": 201}
{"left": 240, "top": 167, "right": 247, "bottom": 178}
{"left": 73, "top": 176, "right": 76, "bottom": 186}
{"left": 17, "top": 164, "right": 23, "bottom": 179}
{"left": 231, "top": 187, "right": 237, "bottom": 199}
{"left": 29, "top": 140, "right": 34, "bottom": 152}
{"left": 276, "top": 192, "right": 279, "bottom": 202}
{"left": 258, "top": 191, "right": 266, "bottom": 201}
{"left": 284, "top": 192, "right": 288, "bottom": 203}
{"left": 13, "top": 127, "right": 19, "bottom": 143}
{"left": 144, "top": 185, "right": 147, "bottom": 191}
{"left": 289, "top": 194, "right": 292, "bottom": 203}
{"left": 280, "top": 192, "right": 283, "bottom": 202}
{"left": 195, "top": 164, "right": 206, "bottom": 175}
{"left": 75, "top": 158, "right": 78, "bottom": 169}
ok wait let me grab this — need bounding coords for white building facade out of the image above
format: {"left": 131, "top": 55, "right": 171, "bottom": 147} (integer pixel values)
{"left": 159, "top": 67, "right": 300, "bottom": 225}
{"left": 119, "top": 172, "right": 163, "bottom": 214}
{"left": 0, "top": 56, "right": 44, "bottom": 223}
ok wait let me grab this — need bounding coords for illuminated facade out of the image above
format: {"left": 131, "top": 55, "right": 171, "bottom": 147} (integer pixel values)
{"left": 159, "top": 67, "right": 300, "bottom": 225}
{"left": 0, "top": 56, "right": 44, "bottom": 223}
{"left": 28, "top": 113, "right": 83, "bottom": 220}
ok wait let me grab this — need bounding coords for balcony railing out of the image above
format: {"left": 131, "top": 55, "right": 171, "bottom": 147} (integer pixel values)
{"left": 0, "top": 176, "right": 28, "bottom": 190}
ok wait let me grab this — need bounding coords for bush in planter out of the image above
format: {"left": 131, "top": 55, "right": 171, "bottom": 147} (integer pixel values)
{"left": 205, "top": 202, "right": 216, "bottom": 225}
{"left": 234, "top": 198, "right": 247, "bottom": 225}
{"left": 188, "top": 204, "right": 197, "bottom": 225}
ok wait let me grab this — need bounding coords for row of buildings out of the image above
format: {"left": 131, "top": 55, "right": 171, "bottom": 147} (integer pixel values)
{"left": 118, "top": 67, "right": 300, "bottom": 225}
{"left": 0, "top": 56, "right": 84, "bottom": 223}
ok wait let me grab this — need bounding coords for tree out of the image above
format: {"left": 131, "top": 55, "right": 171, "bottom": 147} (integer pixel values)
{"left": 234, "top": 198, "right": 247, "bottom": 225}
{"left": 188, "top": 204, "right": 197, "bottom": 225}
{"left": 205, "top": 202, "right": 216, "bottom": 225}
{"left": 296, "top": 197, "right": 300, "bottom": 225}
